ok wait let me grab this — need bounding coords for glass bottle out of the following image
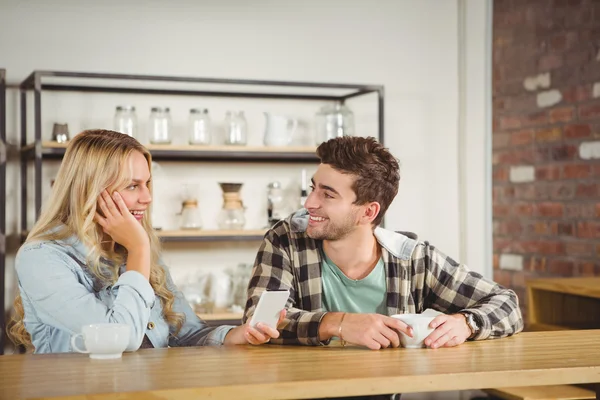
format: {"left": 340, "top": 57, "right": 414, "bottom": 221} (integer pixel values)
{"left": 149, "top": 107, "right": 172, "bottom": 144}
{"left": 113, "top": 105, "right": 137, "bottom": 137}
{"left": 267, "top": 181, "right": 286, "bottom": 226}
{"left": 224, "top": 111, "right": 247, "bottom": 145}
{"left": 188, "top": 108, "right": 212, "bottom": 145}
{"left": 179, "top": 183, "right": 202, "bottom": 229}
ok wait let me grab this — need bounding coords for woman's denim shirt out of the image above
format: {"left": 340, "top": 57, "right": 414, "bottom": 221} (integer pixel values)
{"left": 16, "top": 236, "right": 233, "bottom": 353}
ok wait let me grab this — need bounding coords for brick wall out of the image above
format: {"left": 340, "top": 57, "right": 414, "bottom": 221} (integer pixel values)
{"left": 492, "top": 0, "right": 600, "bottom": 319}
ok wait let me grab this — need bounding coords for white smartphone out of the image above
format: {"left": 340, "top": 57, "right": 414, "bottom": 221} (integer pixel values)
{"left": 249, "top": 290, "right": 290, "bottom": 329}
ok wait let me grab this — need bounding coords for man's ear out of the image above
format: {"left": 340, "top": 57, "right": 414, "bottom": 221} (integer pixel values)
{"left": 362, "top": 202, "right": 381, "bottom": 224}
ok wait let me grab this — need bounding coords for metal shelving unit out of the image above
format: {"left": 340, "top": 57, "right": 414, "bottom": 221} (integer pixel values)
{"left": 1, "top": 69, "right": 6, "bottom": 354}
{"left": 18, "top": 70, "right": 385, "bottom": 240}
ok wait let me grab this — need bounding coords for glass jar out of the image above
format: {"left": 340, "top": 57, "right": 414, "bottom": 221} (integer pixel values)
{"left": 188, "top": 108, "right": 212, "bottom": 145}
{"left": 149, "top": 107, "right": 172, "bottom": 144}
{"left": 113, "top": 105, "right": 137, "bottom": 137}
{"left": 315, "top": 103, "right": 355, "bottom": 145}
{"left": 224, "top": 111, "right": 247, "bottom": 145}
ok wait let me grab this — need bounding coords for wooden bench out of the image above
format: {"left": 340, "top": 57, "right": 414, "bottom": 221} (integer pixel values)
{"left": 485, "top": 384, "right": 596, "bottom": 400}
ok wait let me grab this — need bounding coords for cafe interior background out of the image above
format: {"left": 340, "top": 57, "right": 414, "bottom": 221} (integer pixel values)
{"left": 1, "top": 0, "right": 599, "bottom": 397}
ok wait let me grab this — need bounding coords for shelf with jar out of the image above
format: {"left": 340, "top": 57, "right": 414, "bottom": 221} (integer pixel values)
{"left": 18, "top": 70, "right": 383, "bottom": 237}
{"left": 20, "top": 140, "right": 319, "bottom": 162}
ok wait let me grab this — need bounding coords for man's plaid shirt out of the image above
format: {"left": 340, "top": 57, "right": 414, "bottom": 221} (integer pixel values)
{"left": 244, "top": 210, "right": 523, "bottom": 345}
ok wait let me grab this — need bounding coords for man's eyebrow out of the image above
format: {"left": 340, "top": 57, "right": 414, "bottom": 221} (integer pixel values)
{"left": 311, "top": 178, "right": 340, "bottom": 196}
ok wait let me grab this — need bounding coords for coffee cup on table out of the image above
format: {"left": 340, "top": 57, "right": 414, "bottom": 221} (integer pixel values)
{"left": 71, "top": 323, "right": 130, "bottom": 359}
{"left": 391, "top": 314, "right": 436, "bottom": 349}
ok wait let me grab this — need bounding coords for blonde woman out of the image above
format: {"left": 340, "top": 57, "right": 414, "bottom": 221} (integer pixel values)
{"left": 9, "top": 129, "right": 282, "bottom": 353}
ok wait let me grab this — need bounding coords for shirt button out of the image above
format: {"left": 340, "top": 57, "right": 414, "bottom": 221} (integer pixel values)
{"left": 147, "top": 322, "right": 155, "bottom": 330}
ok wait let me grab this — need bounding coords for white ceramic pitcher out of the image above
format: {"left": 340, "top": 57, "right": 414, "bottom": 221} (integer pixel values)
{"left": 263, "top": 112, "right": 298, "bottom": 146}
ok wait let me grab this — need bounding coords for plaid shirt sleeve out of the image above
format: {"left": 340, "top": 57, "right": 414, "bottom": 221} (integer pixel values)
{"left": 414, "top": 242, "right": 524, "bottom": 340}
{"left": 243, "top": 224, "right": 327, "bottom": 346}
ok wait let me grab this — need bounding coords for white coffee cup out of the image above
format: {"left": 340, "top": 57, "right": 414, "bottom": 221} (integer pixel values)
{"left": 391, "top": 313, "right": 436, "bottom": 349}
{"left": 71, "top": 323, "right": 131, "bottom": 359}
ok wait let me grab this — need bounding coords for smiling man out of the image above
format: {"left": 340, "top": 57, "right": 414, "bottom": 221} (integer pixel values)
{"left": 244, "top": 136, "right": 523, "bottom": 350}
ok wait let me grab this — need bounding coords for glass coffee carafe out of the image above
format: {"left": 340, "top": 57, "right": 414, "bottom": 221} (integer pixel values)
{"left": 179, "top": 183, "right": 202, "bottom": 230}
{"left": 217, "top": 182, "right": 246, "bottom": 230}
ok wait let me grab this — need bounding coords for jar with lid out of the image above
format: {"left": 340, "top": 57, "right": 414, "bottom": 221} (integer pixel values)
{"left": 224, "top": 111, "right": 248, "bottom": 145}
{"left": 315, "top": 103, "right": 355, "bottom": 145}
{"left": 114, "top": 105, "right": 137, "bottom": 137}
{"left": 149, "top": 107, "right": 172, "bottom": 144}
{"left": 188, "top": 108, "right": 212, "bottom": 145}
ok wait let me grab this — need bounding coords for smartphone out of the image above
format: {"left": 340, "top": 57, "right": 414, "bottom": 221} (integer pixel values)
{"left": 249, "top": 290, "right": 290, "bottom": 329}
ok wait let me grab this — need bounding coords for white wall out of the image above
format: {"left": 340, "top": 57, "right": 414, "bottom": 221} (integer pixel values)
{"left": 0, "top": 0, "right": 490, "bottom": 311}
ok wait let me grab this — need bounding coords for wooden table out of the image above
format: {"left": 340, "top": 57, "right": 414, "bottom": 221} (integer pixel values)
{"left": 527, "top": 277, "right": 600, "bottom": 331}
{"left": 0, "top": 330, "right": 599, "bottom": 400}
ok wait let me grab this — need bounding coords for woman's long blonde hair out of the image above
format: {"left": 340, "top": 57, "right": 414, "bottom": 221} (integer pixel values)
{"left": 8, "top": 129, "right": 184, "bottom": 350}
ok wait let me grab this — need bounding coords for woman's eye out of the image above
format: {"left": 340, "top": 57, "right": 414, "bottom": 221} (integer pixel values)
{"left": 127, "top": 185, "right": 138, "bottom": 190}
{"left": 325, "top": 193, "right": 333, "bottom": 199}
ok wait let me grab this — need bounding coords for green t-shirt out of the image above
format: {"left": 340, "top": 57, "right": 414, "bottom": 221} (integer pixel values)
{"left": 321, "top": 250, "right": 387, "bottom": 315}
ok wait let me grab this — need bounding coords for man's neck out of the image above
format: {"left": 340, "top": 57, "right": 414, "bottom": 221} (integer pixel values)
{"left": 322, "top": 227, "right": 380, "bottom": 280}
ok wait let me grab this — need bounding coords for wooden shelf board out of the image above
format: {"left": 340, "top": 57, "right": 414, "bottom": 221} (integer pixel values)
{"left": 526, "top": 277, "right": 600, "bottom": 300}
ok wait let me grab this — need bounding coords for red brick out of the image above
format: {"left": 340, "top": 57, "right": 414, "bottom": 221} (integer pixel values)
{"left": 576, "top": 183, "right": 599, "bottom": 197}
{"left": 547, "top": 259, "right": 576, "bottom": 275}
{"left": 493, "top": 270, "right": 512, "bottom": 288}
{"left": 547, "top": 182, "right": 576, "bottom": 200}
{"left": 597, "top": 243, "right": 600, "bottom": 258}
{"left": 493, "top": 149, "right": 535, "bottom": 165}
{"left": 514, "top": 202, "right": 535, "bottom": 217}
{"left": 596, "top": 203, "right": 600, "bottom": 217}
{"left": 564, "top": 123, "right": 592, "bottom": 139}
{"left": 536, "top": 202, "right": 564, "bottom": 217}
{"left": 511, "top": 271, "right": 530, "bottom": 288}
{"left": 535, "top": 127, "right": 562, "bottom": 142}
{"left": 497, "top": 221, "right": 524, "bottom": 235}
{"left": 566, "top": 242, "right": 595, "bottom": 256}
{"left": 529, "top": 221, "right": 558, "bottom": 235}
{"left": 535, "top": 165, "right": 561, "bottom": 180}
{"left": 562, "top": 85, "right": 591, "bottom": 103}
{"left": 549, "top": 106, "right": 575, "bottom": 123}
{"left": 557, "top": 222, "right": 574, "bottom": 236}
{"left": 493, "top": 132, "right": 511, "bottom": 149}
{"left": 577, "top": 221, "right": 600, "bottom": 238}
{"left": 565, "top": 203, "right": 597, "bottom": 218}
{"left": 524, "top": 256, "right": 546, "bottom": 273}
{"left": 579, "top": 101, "right": 600, "bottom": 119}
{"left": 493, "top": 204, "right": 511, "bottom": 217}
{"left": 494, "top": 238, "right": 513, "bottom": 253}
{"left": 499, "top": 115, "right": 522, "bottom": 130}
{"left": 535, "top": 144, "right": 578, "bottom": 162}
{"left": 577, "top": 262, "right": 598, "bottom": 277}
{"left": 538, "top": 53, "right": 563, "bottom": 70}
{"left": 562, "top": 164, "right": 592, "bottom": 179}
{"left": 511, "top": 129, "right": 535, "bottom": 146}
{"left": 515, "top": 185, "right": 536, "bottom": 200}
{"left": 521, "top": 111, "right": 548, "bottom": 127}
{"left": 493, "top": 253, "right": 499, "bottom": 269}
{"left": 493, "top": 167, "right": 509, "bottom": 182}
{"left": 549, "top": 31, "right": 578, "bottom": 52}
{"left": 529, "top": 241, "right": 565, "bottom": 255}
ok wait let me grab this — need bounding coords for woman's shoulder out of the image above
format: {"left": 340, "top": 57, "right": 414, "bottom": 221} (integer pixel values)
{"left": 16, "top": 237, "right": 84, "bottom": 273}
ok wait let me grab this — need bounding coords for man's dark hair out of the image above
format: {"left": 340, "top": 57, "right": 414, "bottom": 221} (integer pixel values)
{"left": 316, "top": 136, "right": 400, "bottom": 226}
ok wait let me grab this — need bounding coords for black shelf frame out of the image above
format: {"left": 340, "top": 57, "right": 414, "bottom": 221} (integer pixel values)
{"left": 19, "top": 70, "right": 385, "bottom": 235}
{"left": 20, "top": 144, "right": 319, "bottom": 163}
{"left": 1, "top": 69, "right": 6, "bottom": 354}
